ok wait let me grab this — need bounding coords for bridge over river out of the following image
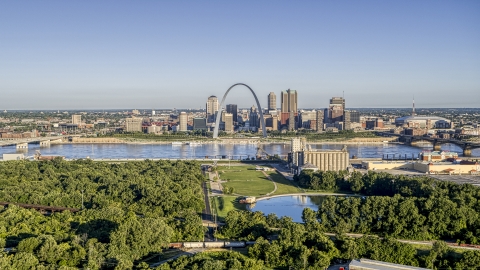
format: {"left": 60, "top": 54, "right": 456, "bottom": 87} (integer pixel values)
{"left": 378, "top": 132, "right": 480, "bottom": 156}
{"left": 0, "top": 136, "right": 76, "bottom": 149}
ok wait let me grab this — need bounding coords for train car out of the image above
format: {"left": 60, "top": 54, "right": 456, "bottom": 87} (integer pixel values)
{"left": 245, "top": 241, "right": 256, "bottom": 246}
{"left": 183, "top": 242, "right": 204, "bottom": 248}
{"left": 224, "top": 241, "right": 246, "bottom": 248}
{"left": 168, "top": 242, "right": 183, "bottom": 249}
{"left": 204, "top": 242, "right": 225, "bottom": 248}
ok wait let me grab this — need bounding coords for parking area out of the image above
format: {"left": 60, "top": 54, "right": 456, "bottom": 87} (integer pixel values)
{"left": 358, "top": 168, "right": 480, "bottom": 186}
{"left": 429, "top": 175, "right": 480, "bottom": 187}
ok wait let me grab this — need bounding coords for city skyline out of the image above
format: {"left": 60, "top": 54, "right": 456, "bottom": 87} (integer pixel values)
{"left": 1, "top": 1, "right": 479, "bottom": 110}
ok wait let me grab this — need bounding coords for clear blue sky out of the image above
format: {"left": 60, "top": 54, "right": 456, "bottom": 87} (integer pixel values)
{"left": 1, "top": 1, "right": 479, "bottom": 110}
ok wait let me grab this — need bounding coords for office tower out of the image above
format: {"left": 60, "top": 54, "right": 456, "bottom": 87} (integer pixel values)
{"left": 206, "top": 95, "right": 219, "bottom": 123}
{"left": 344, "top": 110, "right": 351, "bottom": 130}
{"left": 226, "top": 104, "right": 238, "bottom": 123}
{"left": 280, "top": 89, "right": 298, "bottom": 128}
{"left": 132, "top": 109, "right": 140, "bottom": 115}
{"left": 179, "top": 112, "right": 188, "bottom": 131}
{"left": 316, "top": 110, "right": 324, "bottom": 132}
{"left": 344, "top": 110, "right": 360, "bottom": 130}
{"left": 72, "top": 115, "right": 81, "bottom": 125}
{"left": 268, "top": 92, "right": 276, "bottom": 111}
{"left": 265, "top": 114, "right": 279, "bottom": 131}
{"left": 249, "top": 105, "right": 259, "bottom": 128}
{"left": 193, "top": 118, "right": 207, "bottom": 130}
{"left": 125, "top": 117, "right": 143, "bottom": 132}
{"left": 151, "top": 110, "right": 156, "bottom": 116}
{"left": 223, "top": 113, "right": 234, "bottom": 133}
{"left": 288, "top": 111, "right": 295, "bottom": 131}
{"left": 281, "top": 89, "right": 297, "bottom": 113}
{"left": 300, "top": 110, "right": 316, "bottom": 129}
{"left": 329, "top": 97, "right": 345, "bottom": 123}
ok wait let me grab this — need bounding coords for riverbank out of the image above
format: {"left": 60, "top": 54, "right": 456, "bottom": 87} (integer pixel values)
{"left": 61, "top": 136, "right": 398, "bottom": 145}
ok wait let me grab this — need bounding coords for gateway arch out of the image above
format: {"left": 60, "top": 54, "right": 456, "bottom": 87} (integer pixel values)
{"left": 213, "top": 83, "right": 267, "bottom": 138}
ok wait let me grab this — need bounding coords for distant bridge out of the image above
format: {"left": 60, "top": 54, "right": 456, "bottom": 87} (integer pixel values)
{"left": 0, "top": 136, "right": 73, "bottom": 149}
{"left": 377, "top": 132, "right": 480, "bottom": 156}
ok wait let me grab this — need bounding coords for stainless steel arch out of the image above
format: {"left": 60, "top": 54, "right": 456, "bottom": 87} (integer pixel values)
{"left": 213, "top": 83, "right": 267, "bottom": 138}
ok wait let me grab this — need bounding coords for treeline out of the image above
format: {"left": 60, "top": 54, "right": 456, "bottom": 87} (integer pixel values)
{"left": 296, "top": 170, "right": 480, "bottom": 244}
{"left": 0, "top": 159, "right": 206, "bottom": 268}
{"left": 186, "top": 210, "right": 479, "bottom": 270}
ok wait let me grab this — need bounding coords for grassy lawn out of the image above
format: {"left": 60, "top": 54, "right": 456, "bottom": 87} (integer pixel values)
{"left": 211, "top": 195, "right": 246, "bottom": 221}
{"left": 218, "top": 165, "right": 275, "bottom": 196}
{"left": 266, "top": 170, "right": 302, "bottom": 195}
{"left": 216, "top": 164, "right": 302, "bottom": 196}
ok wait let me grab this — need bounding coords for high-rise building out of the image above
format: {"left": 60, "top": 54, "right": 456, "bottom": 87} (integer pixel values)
{"left": 226, "top": 104, "right": 238, "bottom": 124}
{"left": 125, "top": 117, "right": 143, "bottom": 132}
{"left": 268, "top": 92, "right": 276, "bottom": 111}
{"left": 206, "top": 95, "right": 219, "bottom": 123}
{"left": 329, "top": 97, "right": 345, "bottom": 123}
{"left": 72, "top": 115, "right": 81, "bottom": 125}
{"left": 344, "top": 110, "right": 360, "bottom": 130}
{"left": 265, "top": 114, "right": 278, "bottom": 131}
{"left": 300, "top": 110, "right": 316, "bottom": 129}
{"left": 288, "top": 111, "right": 295, "bottom": 131}
{"left": 249, "top": 105, "right": 259, "bottom": 128}
{"left": 179, "top": 112, "right": 188, "bottom": 131}
{"left": 281, "top": 89, "right": 297, "bottom": 113}
{"left": 316, "top": 110, "right": 324, "bottom": 132}
{"left": 280, "top": 89, "right": 298, "bottom": 129}
{"left": 193, "top": 118, "right": 207, "bottom": 131}
{"left": 223, "top": 113, "right": 234, "bottom": 133}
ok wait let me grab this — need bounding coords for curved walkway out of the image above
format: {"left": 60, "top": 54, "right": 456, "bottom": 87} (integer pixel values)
{"left": 261, "top": 171, "right": 278, "bottom": 196}
{"left": 256, "top": 192, "right": 361, "bottom": 201}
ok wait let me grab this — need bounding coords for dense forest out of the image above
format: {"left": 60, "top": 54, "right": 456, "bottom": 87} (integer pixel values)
{"left": 0, "top": 159, "right": 206, "bottom": 268}
{"left": 1, "top": 159, "right": 480, "bottom": 269}
{"left": 193, "top": 210, "right": 478, "bottom": 270}
{"left": 296, "top": 170, "right": 480, "bottom": 244}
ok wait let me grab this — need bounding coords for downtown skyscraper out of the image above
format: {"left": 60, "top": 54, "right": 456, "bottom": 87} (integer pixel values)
{"left": 206, "top": 95, "right": 219, "bottom": 123}
{"left": 281, "top": 89, "right": 298, "bottom": 130}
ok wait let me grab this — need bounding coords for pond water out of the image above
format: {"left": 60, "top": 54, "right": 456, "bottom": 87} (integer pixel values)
{"left": 247, "top": 195, "right": 334, "bottom": 223}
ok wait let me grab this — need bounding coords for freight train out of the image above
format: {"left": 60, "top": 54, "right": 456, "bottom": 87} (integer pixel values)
{"left": 168, "top": 241, "right": 257, "bottom": 249}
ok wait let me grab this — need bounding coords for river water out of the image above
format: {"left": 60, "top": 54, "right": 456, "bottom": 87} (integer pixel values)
{"left": 0, "top": 142, "right": 478, "bottom": 159}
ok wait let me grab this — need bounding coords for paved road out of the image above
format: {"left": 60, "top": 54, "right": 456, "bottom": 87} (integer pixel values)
{"left": 201, "top": 182, "right": 212, "bottom": 222}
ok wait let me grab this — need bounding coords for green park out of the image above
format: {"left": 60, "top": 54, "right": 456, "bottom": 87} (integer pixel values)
{"left": 210, "top": 164, "right": 301, "bottom": 221}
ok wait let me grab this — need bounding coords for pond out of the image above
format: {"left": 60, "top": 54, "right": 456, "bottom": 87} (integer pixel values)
{"left": 246, "top": 195, "right": 335, "bottom": 223}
